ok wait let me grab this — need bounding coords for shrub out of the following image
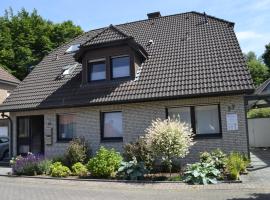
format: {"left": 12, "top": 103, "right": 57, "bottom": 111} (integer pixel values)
{"left": 50, "top": 162, "right": 71, "bottom": 177}
{"left": 86, "top": 147, "right": 122, "bottom": 178}
{"left": 72, "top": 162, "right": 88, "bottom": 177}
{"left": 37, "top": 159, "right": 52, "bottom": 175}
{"left": 65, "top": 138, "right": 90, "bottom": 167}
{"left": 123, "top": 138, "right": 154, "bottom": 171}
{"left": 145, "top": 118, "right": 195, "bottom": 174}
{"left": 184, "top": 162, "right": 220, "bottom": 185}
{"left": 199, "top": 149, "right": 227, "bottom": 171}
{"left": 10, "top": 153, "right": 46, "bottom": 176}
{"left": 226, "top": 152, "right": 249, "bottom": 180}
{"left": 247, "top": 108, "right": 270, "bottom": 119}
{"left": 117, "top": 157, "right": 148, "bottom": 180}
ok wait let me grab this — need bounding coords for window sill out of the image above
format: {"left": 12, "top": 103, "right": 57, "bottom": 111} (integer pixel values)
{"left": 100, "top": 138, "right": 123, "bottom": 143}
{"left": 194, "top": 134, "right": 222, "bottom": 139}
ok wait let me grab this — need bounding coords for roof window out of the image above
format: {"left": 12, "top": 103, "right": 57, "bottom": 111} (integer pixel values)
{"left": 65, "top": 44, "right": 80, "bottom": 53}
{"left": 62, "top": 63, "right": 78, "bottom": 76}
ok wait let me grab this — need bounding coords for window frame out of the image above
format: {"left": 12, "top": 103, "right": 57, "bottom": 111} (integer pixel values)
{"left": 166, "top": 104, "right": 222, "bottom": 139}
{"left": 57, "top": 113, "right": 76, "bottom": 142}
{"left": 87, "top": 59, "right": 106, "bottom": 82}
{"left": 110, "top": 55, "right": 131, "bottom": 80}
{"left": 100, "top": 111, "right": 123, "bottom": 142}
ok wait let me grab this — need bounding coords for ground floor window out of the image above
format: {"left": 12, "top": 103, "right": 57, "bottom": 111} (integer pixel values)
{"left": 57, "top": 114, "right": 76, "bottom": 141}
{"left": 167, "top": 104, "right": 221, "bottom": 137}
{"left": 101, "top": 111, "right": 123, "bottom": 141}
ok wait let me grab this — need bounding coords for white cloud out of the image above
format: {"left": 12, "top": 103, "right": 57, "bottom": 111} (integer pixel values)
{"left": 236, "top": 31, "right": 270, "bottom": 55}
{"left": 236, "top": 31, "right": 263, "bottom": 40}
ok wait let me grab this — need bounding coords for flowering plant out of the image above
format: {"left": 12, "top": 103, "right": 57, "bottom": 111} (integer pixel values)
{"left": 10, "top": 152, "right": 45, "bottom": 176}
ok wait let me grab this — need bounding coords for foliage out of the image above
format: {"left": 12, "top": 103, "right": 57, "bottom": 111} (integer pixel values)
{"left": 262, "top": 43, "right": 270, "bottom": 69}
{"left": 247, "top": 108, "right": 270, "bottom": 119}
{"left": 144, "top": 118, "right": 194, "bottom": 174}
{"left": 65, "top": 138, "right": 90, "bottom": 167}
{"left": 10, "top": 153, "right": 46, "bottom": 176}
{"left": 86, "top": 147, "right": 122, "bottom": 178}
{"left": 37, "top": 159, "right": 52, "bottom": 175}
{"left": 71, "top": 162, "right": 88, "bottom": 177}
{"left": 247, "top": 58, "right": 269, "bottom": 86}
{"left": 244, "top": 51, "right": 257, "bottom": 62}
{"left": 167, "top": 175, "right": 182, "bottom": 181}
{"left": 199, "top": 149, "right": 227, "bottom": 171}
{"left": 117, "top": 157, "right": 148, "bottom": 180}
{"left": 123, "top": 137, "right": 154, "bottom": 171}
{"left": 184, "top": 162, "right": 220, "bottom": 185}
{"left": 226, "top": 152, "right": 249, "bottom": 180}
{"left": 49, "top": 162, "right": 71, "bottom": 177}
{"left": 0, "top": 8, "right": 83, "bottom": 80}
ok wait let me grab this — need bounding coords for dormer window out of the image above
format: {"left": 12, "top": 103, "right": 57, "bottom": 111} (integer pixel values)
{"left": 65, "top": 44, "right": 80, "bottom": 53}
{"left": 111, "top": 56, "right": 130, "bottom": 79}
{"left": 88, "top": 59, "right": 106, "bottom": 81}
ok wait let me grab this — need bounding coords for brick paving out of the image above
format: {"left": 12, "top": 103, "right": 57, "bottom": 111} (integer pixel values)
{"left": 0, "top": 148, "right": 269, "bottom": 199}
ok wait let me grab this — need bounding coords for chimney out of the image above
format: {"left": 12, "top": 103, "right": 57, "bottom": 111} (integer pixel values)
{"left": 147, "top": 11, "right": 161, "bottom": 19}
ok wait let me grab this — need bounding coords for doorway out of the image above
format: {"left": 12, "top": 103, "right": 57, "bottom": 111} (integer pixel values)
{"left": 17, "top": 115, "right": 44, "bottom": 155}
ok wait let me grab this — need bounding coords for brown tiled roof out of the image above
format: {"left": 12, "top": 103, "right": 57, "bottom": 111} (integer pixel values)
{"left": 0, "top": 67, "right": 20, "bottom": 85}
{"left": 0, "top": 11, "right": 254, "bottom": 112}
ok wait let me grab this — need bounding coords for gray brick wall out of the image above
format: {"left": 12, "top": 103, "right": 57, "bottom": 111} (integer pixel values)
{"left": 10, "top": 95, "right": 248, "bottom": 163}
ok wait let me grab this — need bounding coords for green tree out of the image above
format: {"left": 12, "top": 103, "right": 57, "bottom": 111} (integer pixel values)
{"left": 262, "top": 43, "right": 270, "bottom": 69}
{"left": 244, "top": 51, "right": 269, "bottom": 86}
{"left": 0, "top": 8, "right": 83, "bottom": 80}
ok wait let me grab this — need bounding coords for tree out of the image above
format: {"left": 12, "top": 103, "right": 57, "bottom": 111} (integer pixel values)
{"left": 144, "top": 118, "right": 195, "bottom": 175}
{"left": 262, "top": 43, "right": 270, "bottom": 69}
{"left": 244, "top": 51, "right": 269, "bottom": 86}
{"left": 0, "top": 8, "right": 83, "bottom": 80}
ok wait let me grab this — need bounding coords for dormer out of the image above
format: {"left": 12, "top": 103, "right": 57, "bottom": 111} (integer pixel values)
{"left": 75, "top": 25, "right": 148, "bottom": 84}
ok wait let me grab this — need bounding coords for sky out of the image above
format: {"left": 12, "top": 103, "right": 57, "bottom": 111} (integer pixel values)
{"left": 0, "top": 0, "right": 269, "bottom": 56}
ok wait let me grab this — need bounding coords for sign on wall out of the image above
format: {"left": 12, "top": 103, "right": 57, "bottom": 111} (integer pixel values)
{"left": 226, "top": 113, "right": 238, "bottom": 131}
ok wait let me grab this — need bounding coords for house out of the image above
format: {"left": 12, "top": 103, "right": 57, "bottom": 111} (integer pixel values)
{"left": 0, "top": 67, "right": 20, "bottom": 140}
{"left": 0, "top": 11, "right": 254, "bottom": 162}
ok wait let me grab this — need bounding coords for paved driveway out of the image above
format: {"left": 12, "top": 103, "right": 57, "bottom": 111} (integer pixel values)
{"left": 0, "top": 148, "right": 269, "bottom": 200}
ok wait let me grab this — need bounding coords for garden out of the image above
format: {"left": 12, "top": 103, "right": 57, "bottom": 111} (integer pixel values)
{"left": 10, "top": 118, "right": 250, "bottom": 185}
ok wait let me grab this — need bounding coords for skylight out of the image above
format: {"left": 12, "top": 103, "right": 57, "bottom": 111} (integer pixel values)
{"left": 62, "top": 63, "right": 78, "bottom": 76}
{"left": 65, "top": 44, "right": 80, "bottom": 53}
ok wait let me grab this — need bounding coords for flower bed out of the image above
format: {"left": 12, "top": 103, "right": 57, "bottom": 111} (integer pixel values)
{"left": 9, "top": 119, "right": 249, "bottom": 185}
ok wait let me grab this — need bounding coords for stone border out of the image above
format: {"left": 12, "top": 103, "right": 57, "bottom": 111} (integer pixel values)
{"left": 0, "top": 174, "right": 242, "bottom": 184}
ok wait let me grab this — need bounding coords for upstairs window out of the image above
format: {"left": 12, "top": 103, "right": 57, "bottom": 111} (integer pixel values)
{"left": 111, "top": 56, "right": 130, "bottom": 79}
{"left": 88, "top": 60, "right": 106, "bottom": 81}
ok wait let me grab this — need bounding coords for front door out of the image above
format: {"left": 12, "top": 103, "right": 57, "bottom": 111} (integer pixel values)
{"left": 17, "top": 116, "right": 44, "bottom": 155}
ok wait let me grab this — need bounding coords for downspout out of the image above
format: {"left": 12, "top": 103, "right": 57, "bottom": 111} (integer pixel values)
{"left": 1, "top": 112, "right": 13, "bottom": 158}
{"left": 243, "top": 97, "right": 251, "bottom": 159}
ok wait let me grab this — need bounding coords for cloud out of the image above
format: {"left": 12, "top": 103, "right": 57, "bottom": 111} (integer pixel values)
{"left": 236, "top": 31, "right": 270, "bottom": 55}
{"left": 236, "top": 31, "right": 263, "bottom": 40}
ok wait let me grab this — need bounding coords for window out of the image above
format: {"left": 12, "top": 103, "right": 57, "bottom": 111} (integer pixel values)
{"left": 18, "top": 118, "right": 29, "bottom": 138}
{"left": 111, "top": 56, "right": 130, "bottom": 78}
{"left": 57, "top": 114, "right": 76, "bottom": 141}
{"left": 101, "top": 112, "right": 123, "bottom": 140}
{"left": 168, "top": 105, "right": 221, "bottom": 137}
{"left": 65, "top": 44, "right": 80, "bottom": 53}
{"left": 88, "top": 60, "right": 106, "bottom": 81}
{"left": 62, "top": 63, "right": 78, "bottom": 76}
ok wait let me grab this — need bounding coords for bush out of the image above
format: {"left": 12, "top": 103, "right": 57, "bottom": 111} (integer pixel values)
{"left": 184, "top": 162, "right": 220, "bottom": 185}
{"left": 10, "top": 153, "right": 46, "bottom": 176}
{"left": 86, "top": 147, "right": 122, "bottom": 178}
{"left": 145, "top": 118, "right": 195, "bottom": 174}
{"left": 72, "top": 162, "right": 88, "bottom": 177}
{"left": 226, "top": 152, "right": 249, "bottom": 180}
{"left": 50, "top": 162, "right": 71, "bottom": 177}
{"left": 123, "top": 138, "right": 154, "bottom": 171}
{"left": 65, "top": 138, "right": 90, "bottom": 167}
{"left": 117, "top": 157, "right": 148, "bottom": 180}
{"left": 37, "top": 159, "right": 52, "bottom": 175}
{"left": 199, "top": 149, "right": 227, "bottom": 171}
{"left": 247, "top": 108, "right": 270, "bottom": 119}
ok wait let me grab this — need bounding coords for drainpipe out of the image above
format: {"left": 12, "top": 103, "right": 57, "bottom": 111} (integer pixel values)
{"left": 1, "top": 112, "right": 13, "bottom": 159}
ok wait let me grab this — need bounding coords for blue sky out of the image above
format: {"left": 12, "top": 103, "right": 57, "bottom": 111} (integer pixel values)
{"left": 1, "top": 0, "right": 269, "bottom": 56}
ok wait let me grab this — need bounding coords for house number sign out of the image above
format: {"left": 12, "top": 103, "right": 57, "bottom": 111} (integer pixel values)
{"left": 226, "top": 113, "right": 238, "bottom": 131}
